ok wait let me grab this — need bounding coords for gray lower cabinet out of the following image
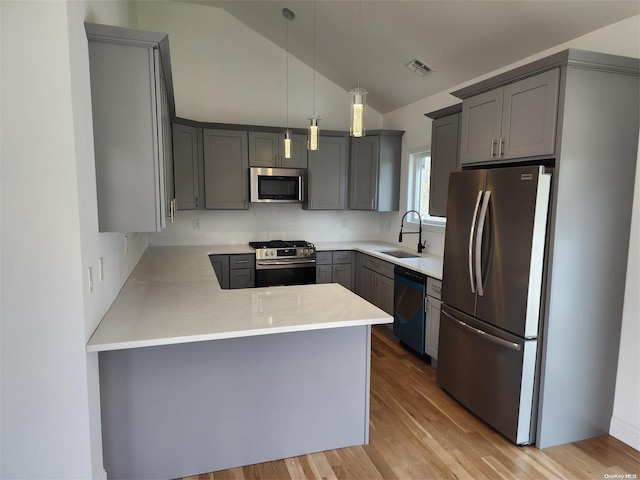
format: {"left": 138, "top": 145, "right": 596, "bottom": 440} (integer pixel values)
{"left": 209, "top": 255, "right": 230, "bottom": 289}
{"left": 349, "top": 131, "right": 403, "bottom": 211}
{"left": 356, "top": 253, "right": 394, "bottom": 315}
{"left": 86, "top": 23, "right": 175, "bottom": 232}
{"left": 173, "top": 123, "right": 203, "bottom": 210}
{"left": 209, "top": 254, "right": 255, "bottom": 289}
{"left": 425, "top": 105, "right": 461, "bottom": 217}
{"left": 316, "top": 250, "right": 353, "bottom": 291}
{"left": 425, "top": 277, "right": 442, "bottom": 361}
{"left": 459, "top": 68, "right": 559, "bottom": 165}
{"left": 203, "top": 129, "right": 249, "bottom": 209}
{"left": 248, "top": 131, "right": 307, "bottom": 169}
{"left": 229, "top": 254, "right": 255, "bottom": 289}
{"left": 304, "top": 135, "right": 348, "bottom": 210}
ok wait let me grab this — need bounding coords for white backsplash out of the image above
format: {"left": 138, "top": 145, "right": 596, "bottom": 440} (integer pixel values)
{"left": 149, "top": 205, "right": 446, "bottom": 256}
{"left": 150, "top": 204, "right": 385, "bottom": 246}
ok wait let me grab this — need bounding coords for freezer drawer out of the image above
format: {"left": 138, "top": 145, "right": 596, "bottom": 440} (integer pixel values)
{"left": 436, "top": 304, "right": 538, "bottom": 445}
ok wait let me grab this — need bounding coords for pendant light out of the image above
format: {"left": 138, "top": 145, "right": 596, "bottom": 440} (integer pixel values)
{"left": 308, "top": 1, "right": 320, "bottom": 151}
{"left": 350, "top": 0, "right": 367, "bottom": 137}
{"left": 283, "top": 8, "right": 294, "bottom": 159}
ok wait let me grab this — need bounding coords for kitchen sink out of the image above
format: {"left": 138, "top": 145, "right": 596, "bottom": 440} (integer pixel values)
{"left": 379, "top": 250, "right": 420, "bottom": 259}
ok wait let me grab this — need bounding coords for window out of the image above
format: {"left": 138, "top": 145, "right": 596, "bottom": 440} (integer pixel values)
{"left": 408, "top": 151, "right": 446, "bottom": 225}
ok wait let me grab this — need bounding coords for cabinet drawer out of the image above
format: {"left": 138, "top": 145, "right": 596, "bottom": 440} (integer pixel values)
{"left": 427, "top": 277, "right": 442, "bottom": 300}
{"left": 229, "top": 254, "right": 255, "bottom": 269}
{"left": 332, "top": 250, "right": 352, "bottom": 264}
{"left": 316, "top": 251, "right": 333, "bottom": 265}
{"left": 363, "top": 255, "right": 394, "bottom": 279}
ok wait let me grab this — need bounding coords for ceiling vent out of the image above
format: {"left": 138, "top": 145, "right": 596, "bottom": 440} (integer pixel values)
{"left": 407, "top": 58, "right": 432, "bottom": 77}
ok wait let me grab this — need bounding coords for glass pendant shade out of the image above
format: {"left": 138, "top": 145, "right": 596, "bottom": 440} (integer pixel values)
{"left": 350, "top": 88, "right": 367, "bottom": 137}
{"left": 308, "top": 117, "right": 319, "bottom": 151}
{"left": 283, "top": 130, "right": 292, "bottom": 159}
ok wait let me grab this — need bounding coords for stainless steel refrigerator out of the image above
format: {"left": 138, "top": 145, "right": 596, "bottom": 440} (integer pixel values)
{"left": 436, "top": 165, "right": 551, "bottom": 445}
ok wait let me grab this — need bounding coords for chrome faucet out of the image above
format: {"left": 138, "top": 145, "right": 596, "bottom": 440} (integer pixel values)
{"left": 398, "top": 210, "right": 425, "bottom": 253}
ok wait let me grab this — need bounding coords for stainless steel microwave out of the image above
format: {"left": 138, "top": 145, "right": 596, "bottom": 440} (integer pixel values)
{"left": 249, "top": 167, "right": 306, "bottom": 203}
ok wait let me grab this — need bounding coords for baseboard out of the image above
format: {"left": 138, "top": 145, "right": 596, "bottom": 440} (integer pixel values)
{"left": 610, "top": 415, "right": 640, "bottom": 451}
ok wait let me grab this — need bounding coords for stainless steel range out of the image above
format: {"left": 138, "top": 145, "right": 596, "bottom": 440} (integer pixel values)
{"left": 249, "top": 240, "right": 316, "bottom": 287}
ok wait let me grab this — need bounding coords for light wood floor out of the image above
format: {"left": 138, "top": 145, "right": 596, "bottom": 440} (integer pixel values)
{"left": 180, "top": 326, "right": 639, "bottom": 480}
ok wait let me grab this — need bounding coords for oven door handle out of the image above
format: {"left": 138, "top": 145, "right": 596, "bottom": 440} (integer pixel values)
{"left": 256, "top": 259, "right": 317, "bottom": 270}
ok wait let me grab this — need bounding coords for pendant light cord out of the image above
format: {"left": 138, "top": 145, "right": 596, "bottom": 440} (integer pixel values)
{"left": 357, "top": 0, "right": 361, "bottom": 90}
{"left": 286, "top": 17, "right": 289, "bottom": 130}
{"left": 313, "top": 0, "right": 316, "bottom": 117}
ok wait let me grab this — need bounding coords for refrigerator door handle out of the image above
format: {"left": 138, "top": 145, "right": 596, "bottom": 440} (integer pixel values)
{"left": 442, "top": 310, "right": 521, "bottom": 351}
{"left": 468, "top": 190, "right": 483, "bottom": 294}
{"left": 475, "top": 190, "right": 491, "bottom": 296}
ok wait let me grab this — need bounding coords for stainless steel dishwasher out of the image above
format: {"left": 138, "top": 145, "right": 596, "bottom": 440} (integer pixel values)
{"left": 393, "top": 266, "right": 426, "bottom": 354}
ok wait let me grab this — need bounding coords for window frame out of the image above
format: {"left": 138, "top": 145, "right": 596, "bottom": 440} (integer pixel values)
{"left": 407, "top": 148, "right": 446, "bottom": 228}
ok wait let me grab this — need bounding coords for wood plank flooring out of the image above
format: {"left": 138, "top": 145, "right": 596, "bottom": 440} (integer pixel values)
{"left": 179, "top": 326, "right": 639, "bottom": 480}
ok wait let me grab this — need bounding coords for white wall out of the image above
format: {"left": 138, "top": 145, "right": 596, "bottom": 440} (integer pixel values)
{"left": 383, "top": 15, "right": 640, "bottom": 449}
{"left": 1, "top": 1, "right": 146, "bottom": 478}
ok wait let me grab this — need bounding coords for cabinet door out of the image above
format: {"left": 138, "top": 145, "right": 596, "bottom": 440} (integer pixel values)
{"left": 209, "top": 255, "right": 229, "bottom": 289}
{"left": 229, "top": 269, "right": 255, "bottom": 289}
{"left": 88, "top": 40, "right": 164, "bottom": 232}
{"left": 376, "top": 273, "right": 395, "bottom": 316}
{"left": 280, "top": 133, "right": 308, "bottom": 169}
{"left": 360, "top": 268, "right": 376, "bottom": 304}
{"left": 316, "top": 265, "right": 332, "bottom": 284}
{"left": 425, "top": 296, "right": 442, "bottom": 360}
{"left": 349, "top": 136, "right": 379, "bottom": 210}
{"left": 429, "top": 113, "right": 460, "bottom": 217}
{"left": 173, "top": 123, "right": 201, "bottom": 210}
{"left": 159, "top": 65, "right": 174, "bottom": 226}
{"left": 459, "top": 89, "right": 503, "bottom": 165}
{"left": 333, "top": 264, "right": 353, "bottom": 291}
{"left": 501, "top": 69, "right": 559, "bottom": 160}
{"left": 203, "top": 129, "right": 248, "bottom": 209}
{"left": 248, "top": 132, "right": 279, "bottom": 167}
{"left": 306, "top": 136, "right": 347, "bottom": 210}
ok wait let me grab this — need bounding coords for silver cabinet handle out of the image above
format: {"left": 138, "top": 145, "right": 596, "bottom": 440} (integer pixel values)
{"left": 443, "top": 310, "right": 521, "bottom": 351}
{"left": 490, "top": 139, "right": 496, "bottom": 158}
{"left": 235, "top": 260, "right": 249, "bottom": 264}
{"left": 468, "top": 191, "right": 483, "bottom": 294}
{"left": 499, "top": 137, "right": 505, "bottom": 159}
{"left": 475, "top": 190, "right": 491, "bottom": 296}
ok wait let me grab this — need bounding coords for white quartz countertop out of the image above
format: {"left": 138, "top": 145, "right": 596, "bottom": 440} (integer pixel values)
{"left": 87, "top": 245, "right": 394, "bottom": 352}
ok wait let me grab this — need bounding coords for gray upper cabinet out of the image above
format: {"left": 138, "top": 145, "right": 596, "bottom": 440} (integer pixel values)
{"left": 349, "top": 131, "right": 403, "bottom": 211}
{"left": 459, "top": 68, "right": 559, "bottom": 165}
{"left": 426, "top": 105, "right": 461, "bottom": 217}
{"left": 86, "top": 23, "right": 175, "bottom": 233}
{"left": 203, "top": 129, "right": 249, "bottom": 210}
{"left": 304, "top": 135, "right": 348, "bottom": 210}
{"left": 173, "top": 123, "right": 202, "bottom": 210}
{"left": 248, "top": 131, "right": 307, "bottom": 169}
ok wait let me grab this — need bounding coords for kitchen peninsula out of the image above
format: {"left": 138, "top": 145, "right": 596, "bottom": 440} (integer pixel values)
{"left": 88, "top": 245, "right": 399, "bottom": 480}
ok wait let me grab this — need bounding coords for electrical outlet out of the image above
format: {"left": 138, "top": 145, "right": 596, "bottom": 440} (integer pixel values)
{"left": 193, "top": 219, "right": 201, "bottom": 230}
{"left": 88, "top": 266, "right": 94, "bottom": 293}
{"left": 99, "top": 257, "right": 104, "bottom": 281}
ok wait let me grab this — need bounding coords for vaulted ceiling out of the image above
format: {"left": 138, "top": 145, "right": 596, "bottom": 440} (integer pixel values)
{"left": 185, "top": 0, "right": 639, "bottom": 113}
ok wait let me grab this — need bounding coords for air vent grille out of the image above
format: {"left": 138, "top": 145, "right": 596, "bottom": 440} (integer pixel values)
{"left": 407, "top": 58, "right": 432, "bottom": 76}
